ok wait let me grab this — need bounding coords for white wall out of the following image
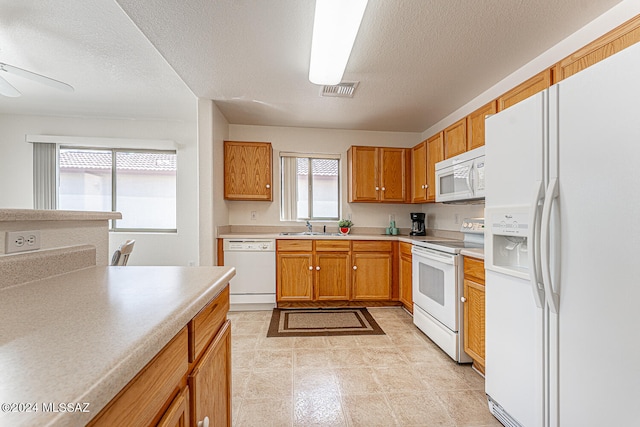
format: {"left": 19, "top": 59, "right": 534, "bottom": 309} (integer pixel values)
{"left": 197, "top": 99, "right": 229, "bottom": 266}
{"left": 226, "top": 125, "right": 422, "bottom": 230}
{"left": 0, "top": 113, "right": 200, "bottom": 266}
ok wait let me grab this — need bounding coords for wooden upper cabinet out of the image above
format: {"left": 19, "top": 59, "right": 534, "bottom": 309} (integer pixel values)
{"left": 443, "top": 118, "right": 467, "bottom": 159}
{"left": 555, "top": 15, "right": 640, "bottom": 82}
{"left": 426, "top": 132, "right": 443, "bottom": 202}
{"left": 411, "top": 140, "right": 428, "bottom": 203}
{"left": 224, "top": 141, "right": 272, "bottom": 201}
{"left": 348, "top": 146, "right": 379, "bottom": 202}
{"left": 467, "top": 100, "right": 497, "bottom": 151}
{"left": 498, "top": 69, "right": 552, "bottom": 111}
{"left": 348, "top": 146, "right": 408, "bottom": 203}
{"left": 379, "top": 147, "right": 408, "bottom": 202}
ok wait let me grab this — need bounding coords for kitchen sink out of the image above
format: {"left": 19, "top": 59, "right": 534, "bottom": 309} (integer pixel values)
{"left": 279, "top": 232, "right": 343, "bottom": 236}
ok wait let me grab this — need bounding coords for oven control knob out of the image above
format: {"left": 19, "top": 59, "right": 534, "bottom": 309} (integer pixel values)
{"left": 460, "top": 297, "right": 467, "bottom": 303}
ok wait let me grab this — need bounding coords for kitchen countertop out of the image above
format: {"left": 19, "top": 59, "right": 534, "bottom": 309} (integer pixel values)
{"left": 0, "top": 265, "right": 235, "bottom": 427}
{"left": 218, "top": 231, "right": 460, "bottom": 245}
{"left": 460, "top": 248, "right": 485, "bottom": 260}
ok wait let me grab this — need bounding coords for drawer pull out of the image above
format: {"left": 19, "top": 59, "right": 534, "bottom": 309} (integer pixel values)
{"left": 197, "top": 416, "right": 210, "bottom": 427}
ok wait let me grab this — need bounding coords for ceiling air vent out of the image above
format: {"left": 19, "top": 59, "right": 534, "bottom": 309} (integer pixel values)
{"left": 321, "top": 81, "right": 359, "bottom": 98}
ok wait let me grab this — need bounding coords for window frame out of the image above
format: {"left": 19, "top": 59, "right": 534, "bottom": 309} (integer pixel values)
{"left": 58, "top": 146, "right": 178, "bottom": 233}
{"left": 280, "top": 152, "right": 341, "bottom": 222}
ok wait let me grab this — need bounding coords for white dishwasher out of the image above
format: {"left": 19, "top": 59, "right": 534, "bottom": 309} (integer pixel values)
{"left": 223, "top": 239, "right": 276, "bottom": 311}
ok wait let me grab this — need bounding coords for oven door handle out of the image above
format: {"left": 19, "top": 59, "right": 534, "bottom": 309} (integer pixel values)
{"left": 411, "top": 246, "right": 456, "bottom": 265}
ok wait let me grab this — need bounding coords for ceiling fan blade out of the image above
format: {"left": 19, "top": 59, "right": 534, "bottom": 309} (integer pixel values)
{"left": 0, "top": 74, "right": 21, "bottom": 97}
{"left": 0, "top": 62, "right": 74, "bottom": 93}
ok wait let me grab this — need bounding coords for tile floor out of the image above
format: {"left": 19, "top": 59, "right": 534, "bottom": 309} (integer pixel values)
{"left": 228, "top": 307, "right": 502, "bottom": 427}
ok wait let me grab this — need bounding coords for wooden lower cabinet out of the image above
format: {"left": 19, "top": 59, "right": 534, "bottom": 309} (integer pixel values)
{"left": 316, "top": 252, "right": 351, "bottom": 300}
{"left": 277, "top": 240, "right": 351, "bottom": 302}
{"left": 277, "top": 252, "right": 314, "bottom": 301}
{"left": 398, "top": 242, "right": 413, "bottom": 313}
{"left": 157, "top": 386, "right": 189, "bottom": 427}
{"left": 189, "top": 320, "right": 231, "bottom": 427}
{"left": 277, "top": 239, "right": 398, "bottom": 304}
{"left": 351, "top": 241, "right": 393, "bottom": 300}
{"left": 463, "top": 256, "right": 486, "bottom": 374}
{"left": 89, "top": 286, "right": 232, "bottom": 427}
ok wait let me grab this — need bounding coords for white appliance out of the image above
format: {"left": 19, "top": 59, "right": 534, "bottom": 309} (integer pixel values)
{"left": 435, "top": 146, "right": 485, "bottom": 203}
{"left": 223, "top": 239, "right": 276, "bottom": 311}
{"left": 412, "top": 219, "right": 484, "bottom": 363}
{"left": 484, "top": 42, "right": 640, "bottom": 427}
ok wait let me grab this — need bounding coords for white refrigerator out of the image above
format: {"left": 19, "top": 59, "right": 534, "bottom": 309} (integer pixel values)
{"left": 484, "top": 42, "right": 640, "bottom": 427}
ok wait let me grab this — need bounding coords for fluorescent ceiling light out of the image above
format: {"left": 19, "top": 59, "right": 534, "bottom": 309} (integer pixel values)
{"left": 309, "top": 0, "right": 368, "bottom": 85}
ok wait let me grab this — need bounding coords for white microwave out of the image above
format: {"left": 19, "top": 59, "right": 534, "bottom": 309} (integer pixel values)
{"left": 435, "top": 146, "right": 485, "bottom": 203}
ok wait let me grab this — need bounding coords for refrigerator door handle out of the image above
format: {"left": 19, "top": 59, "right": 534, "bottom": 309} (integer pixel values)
{"left": 528, "top": 180, "right": 545, "bottom": 308}
{"left": 541, "top": 177, "right": 560, "bottom": 313}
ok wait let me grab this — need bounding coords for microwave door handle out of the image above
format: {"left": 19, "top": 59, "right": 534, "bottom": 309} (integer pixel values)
{"left": 464, "top": 165, "right": 473, "bottom": 194}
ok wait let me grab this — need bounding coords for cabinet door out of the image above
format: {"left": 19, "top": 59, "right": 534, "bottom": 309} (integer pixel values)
{"left": 189, "top": 320, "right": 231, "bottom": 427}
{"left": 348, "top": 146, "right": 379, "bottom": 202}
{"left": 315, "top": 253, "right": 350, "bottom": 300}
{"left": 351, "top": 252, "right": 391, "bottom": 300}
{"left": 277, "top": 253, "right": 313, "bottom": 301}
{"left": 224, "top": 141, "right": 272, "bottom": 201}
{"left": 379, "top": 148, "right": 407, "bottom": 202}
{"left": 443, "top": 118, "right": 467, "bottom": 159}
{"left": 426, "top": 132, "right": 443, "bottom": 202}
{"left": 463, "top": 279, "right": 485, "bottom": 373}
{"left": 411, "top": 141, "right": 428, "bottom": 203}
{"left": 467, "top": 101, "right": 497, "bottom": 151}
{"left": 497, "top": 69, "right": 551, "bottom": 111}
{"left": 398, "top": 244, "right": 413, "bottom": 313}
{"left": 157, "top": 387, "right": 189, "bottom": 427}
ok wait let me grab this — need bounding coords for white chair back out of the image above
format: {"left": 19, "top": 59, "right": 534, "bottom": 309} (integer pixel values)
{"left": 111, "top": 240, "right": 135, "bottom": 266}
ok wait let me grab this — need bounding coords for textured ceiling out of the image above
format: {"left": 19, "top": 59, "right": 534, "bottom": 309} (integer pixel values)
{"left": 0, "top": 0, "right": 624, "bottom": 132}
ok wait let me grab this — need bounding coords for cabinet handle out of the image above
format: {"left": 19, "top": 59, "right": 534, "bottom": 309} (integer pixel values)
{"left": 460, "top": 297, "right": 466, "bottom": 303}
{"left": 197, "top": 417, "right": 210, "bottom": 427}
{"left": 309, "top": 266, "right": 313, "bottom": 270}
{"left": 381, "top": 187, "right": 386, "bottom": 191}
{"left": 266, "top": 184, "right": 271, "bottom": 189}
{"left": 316, "top": 266, "right": 320, "bottom": 270}
{"left": 352, "top": 265, "right": 357, "bottom": 270}
{"left": 375, "top": 186, "right": 379, "bottom": 191}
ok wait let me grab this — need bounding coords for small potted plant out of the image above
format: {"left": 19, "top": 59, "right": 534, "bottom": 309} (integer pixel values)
{"left": 338, "top": 219, "right": 353, "bottom": 235}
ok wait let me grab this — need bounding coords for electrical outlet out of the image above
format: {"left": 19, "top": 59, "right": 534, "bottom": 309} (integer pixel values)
{"left": 6, "top": 230, "right": 41, "bottom": 254}
{"left": 250, "top": 211, "right": 257, "bottom": 221}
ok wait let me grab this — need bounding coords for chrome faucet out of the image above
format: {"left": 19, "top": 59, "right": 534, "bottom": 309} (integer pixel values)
{"left": 306, "top": 220, "right": 312, "bottom": 233}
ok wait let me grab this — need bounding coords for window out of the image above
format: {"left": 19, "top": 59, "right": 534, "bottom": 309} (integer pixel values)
{"left": 281, "top": 153, "right": 340, "bottom": 221}
{"left": 58, "top": 147, "right": 177, "bottom": 231}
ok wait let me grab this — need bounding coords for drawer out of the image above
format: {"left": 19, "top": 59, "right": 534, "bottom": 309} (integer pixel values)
{"left": 399, "top": 241, "right": 413, "bottom": 257}
{"left": 89, "top": 327, "right": 188, "bottom": 426}
{"left": 352, "top": 240, "right": 392, "bottom": 252}
{"left": 189, "top": 286, "right": 229, "bottom": 363}
{"left": 464, "top": 256, "right": 485, "bottom": 283}
{"left": 277, "top": 239, "right": 313, "bottom": 252}
{"left": 315, "top": 240, "right": 350, "bottom": 252}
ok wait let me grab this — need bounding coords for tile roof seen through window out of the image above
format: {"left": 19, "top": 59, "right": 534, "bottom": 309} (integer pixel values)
{"left": 296, "top": 158, "right": 338, "bottom": 176}
{"left": 59, "top": 150, "right": 176, "bottom": 171}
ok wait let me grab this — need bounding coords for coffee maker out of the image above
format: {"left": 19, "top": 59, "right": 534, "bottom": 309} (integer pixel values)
{"left": 410, "top": 212, "right": 426, "bottom": 236}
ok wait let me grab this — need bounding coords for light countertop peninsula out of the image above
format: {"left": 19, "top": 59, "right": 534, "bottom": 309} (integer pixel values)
{"left": 0, "top": 265, "right": 235, "bottom": 427}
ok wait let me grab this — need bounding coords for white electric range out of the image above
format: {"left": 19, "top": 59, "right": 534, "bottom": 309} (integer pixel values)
{"left": 412, "top": 218, "right": 484, "bottom": 363}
